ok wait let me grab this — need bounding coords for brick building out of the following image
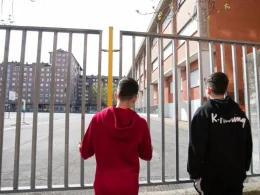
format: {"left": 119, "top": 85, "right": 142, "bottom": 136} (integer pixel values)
{"left": 128, "top": 0, "right": 260, "bottom": 120}
{"left": 77, "top": 75, "right": 119, "bottom": 112}
{"left": 0, "top": 49, "right": 82, "bottom": 112}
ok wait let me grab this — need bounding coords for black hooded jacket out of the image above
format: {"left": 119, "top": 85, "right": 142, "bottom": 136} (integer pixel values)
{"left": 187, "top": 96, "right": 252, "bottom": 183}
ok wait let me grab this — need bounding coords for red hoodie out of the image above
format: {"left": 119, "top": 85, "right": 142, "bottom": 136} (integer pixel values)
{"left": 80, "top": 107, "right": 152, "bottom": 195}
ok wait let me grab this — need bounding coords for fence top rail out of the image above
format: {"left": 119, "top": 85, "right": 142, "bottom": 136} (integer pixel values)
{"left": 0, "top": 25, "right": 102, "bottom": 34}
{"left": 121, "top": 30, "right": 260, "bottom": 46}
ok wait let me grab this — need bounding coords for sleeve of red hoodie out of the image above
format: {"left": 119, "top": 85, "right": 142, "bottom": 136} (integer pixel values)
{"left": 138, "top": 119, "right": 153, "bottom": 161}
{"left": 80, "top": 118, "right": 95, "bottom": 160}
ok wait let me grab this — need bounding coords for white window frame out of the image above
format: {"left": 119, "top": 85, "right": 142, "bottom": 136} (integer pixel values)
{"left": 152, "top": 58, "right": 159, "bottom": 71}
{"left": 190, "top": 69, "right": 199, "bottom": 88}
{"left": 163, "top": 43, "right": 172, "bottom": 60}
{"left": 162, "top": 11, "right": 172, "bottom": 31}
{"left": 178, "top": 18, "right": 198, "bottom": 46}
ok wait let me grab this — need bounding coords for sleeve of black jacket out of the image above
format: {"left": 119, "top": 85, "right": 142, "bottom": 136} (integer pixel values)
{"left": 187, "top": 107, "right": 209, "bottom": 179}
{"left": 245, "top": 116, "right": 253, "bottom": 172}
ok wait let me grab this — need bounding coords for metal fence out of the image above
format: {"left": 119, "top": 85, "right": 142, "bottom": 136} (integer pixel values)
{"left": 119, "top": 30, "right": 260, "bottom": 184}
{"left": 0, "top": 25, "right": 103, "bottom": 193}
{"left": 0, "top": 25, "right": 260, "bottom": 193}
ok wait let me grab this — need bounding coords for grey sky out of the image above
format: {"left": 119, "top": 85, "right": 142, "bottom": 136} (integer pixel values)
{"left": 0, "top": 0, "right": 160, "bottom": 76}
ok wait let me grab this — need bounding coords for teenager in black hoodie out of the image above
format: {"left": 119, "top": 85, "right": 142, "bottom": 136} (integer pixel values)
{"left": 187, "top": 72, "right": 252, "bottom": 195}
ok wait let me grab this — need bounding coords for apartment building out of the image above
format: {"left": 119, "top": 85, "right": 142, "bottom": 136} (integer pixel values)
{"left": 128, "top": 0, "right": 260, "bottom": 120}
{"left": 0, "top": 49, "right": 82, "bottom": 112}
{"left": 77, "top": 75, "right": 119, "bottom": 112}
{"left": 49, "top": 49, "right": 82, "bottom": 112}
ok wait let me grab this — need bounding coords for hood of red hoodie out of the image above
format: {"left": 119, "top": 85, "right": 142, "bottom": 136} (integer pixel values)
{"left": 101, "top": 107, "right": 139, "bottom": 140}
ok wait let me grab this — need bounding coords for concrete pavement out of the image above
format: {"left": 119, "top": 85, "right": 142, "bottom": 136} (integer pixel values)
{"left": 1, "top": 112, "right": 260, "bottom": 195}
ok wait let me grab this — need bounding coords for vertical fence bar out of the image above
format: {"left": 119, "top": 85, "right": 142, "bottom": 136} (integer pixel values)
{"left": 158, "top": 38, "right": 165, "bottom": 182}
{"left": 209, "top": 42, "right": 214, "bottom": 74}
{"left": 185, "top": 41, "right": 191, "bottom": 130}
{"left": 145, "top": 36, "right": 151, "bottom": 183}
{"left": 172, "top": 38, "right": 179, "bottom": 181}
{"left": 232, "top": 44, "right": 239, "bottom": 103}
{"left": 31, "top": 31, "right": 42, "bottom": 189}
{"left": 242, "top": 45, "right": 253, "bottom": 174}
{"left": 132, "top": 36, "right": 136, "bottom": 79}
{"left": 48, "top": 31, "right": 57, "bottom": 188}
{"left": 0, "top": 29, "right": 10, "bottom": 189}
{"left": 253, "top": 46, "right": 260, "bottom": 169}
{"left": 119, "top": 32, "right": 123, "bottom": 80}
{"left": 13, "top": 30, "right": 27, "bottom": 190}
{"left": 64, "top": 32, "right": 73, "bottom": 187}
{"left": 81, "top": 33, "right": 88, "bottom": 187}
{"left": 132, "top": 36, "right": 136, "bottom": 111}
{"left": 220, "top": 43, "right": 226, "bottom": 73}
{"left": 97, "top": 32, "right": 102, "bottom": 112}
{"left": 198, "top": 41, "right": 203, "bottom": 106}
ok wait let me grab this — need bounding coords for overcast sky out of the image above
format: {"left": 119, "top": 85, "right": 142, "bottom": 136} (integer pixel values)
{"left": 0, "top": 0, "right": 160, "bottom": 76}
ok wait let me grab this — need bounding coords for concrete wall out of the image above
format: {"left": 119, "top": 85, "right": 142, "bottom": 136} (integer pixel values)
{"left": 246, "top": 50, "right": 260, "bottom": 173}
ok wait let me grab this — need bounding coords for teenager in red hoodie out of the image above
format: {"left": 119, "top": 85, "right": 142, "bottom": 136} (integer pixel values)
{"left": 79, "top": 77, "right": 153, "bottom": 195}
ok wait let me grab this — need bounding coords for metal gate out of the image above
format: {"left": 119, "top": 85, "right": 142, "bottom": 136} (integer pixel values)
{"left": 0, "top": 25, "right": 260, "bottom": 193}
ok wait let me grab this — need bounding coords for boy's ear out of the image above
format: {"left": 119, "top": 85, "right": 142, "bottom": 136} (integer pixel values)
{"left": 114, "top": 91, "right": 118, "bottom": 101}
{"left": 132, "top": 95, "right": 138, "bottom": 104}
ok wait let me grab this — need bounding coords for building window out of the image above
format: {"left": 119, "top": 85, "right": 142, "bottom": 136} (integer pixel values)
{"left": 29, "top": 78, "right": 32, "bottom": 82}
{"left": 12, "top": 78, "right": 16, "bottom": 81}
{"left": 47, "top": 69, "right": 50, "bottom": 72}
{"left": 163, "top": 43, "right": 172, "bottom": 60}
{"left": 57, "top": 79, "right": 60, "bottom": 81}
{"left": 12, "top": 83, "right": 15, "bottom": 86}
{"left": 40, "top": 99, "right": 43, "bottom": 103}
{"left": 46, "top": 84, "right": 49, "bottom": 87}
{"left": 24, "top": 73, "right": 27, "bottom": 76}
{"left": 152, "top": 58, "right": 159, "bottom": 71}
{"left": 41, "top": 79, "right": 44, "bottom": 82}
{"left": 29, "top": 73, "right": 32, "bottom": 76}
{"left": 40, "top": 89, "right": 44, "bottom": 92}
{"left": 23, "top": 83, "right": 27, "bottom": 86}
{"left": 56, "top": 94, "right": 59, "bottom": 97}
{"left": 40, "top": 84, "right": 43, "bottom": 87}
{"left": 13, "top": 68, "right": 16, "bottom": 71}
{"left": 45, "top": 89, "right": 49, "bottom": 92}
{"left": 56, "top": 73, "right": 60, "bottom": 76}
{"left": 170, "top": 81, "right": 174, "bottom": 94}
{"left": 41, "top": 73, "right": 44, "bottom": 76}
{"left": 28, "top": 99, "right": 30, "bottom": 103}
{"left": 162, "top": 11, "right": 172, "bottom": 31}
{"left": 13, "top": 73, "right": 16, "bottom": 76}
{"left": 24, "top": 68, "right": 27, "bottom": 71}
{"left": 41, "top": 68, "right": 44, "bottom": 71}
{"left": 29, "top": 68, "right": 32, "bottom": 71}
{"left": 28, "top": 88, "right": 31, "bottom": 92}
{"left": 190, "top": 69, "right": 199, "bottom": 88}
{"left": 28, "top": 83, "right": 32, "bottom": 86}
{"left": 178, "top": 19, "right": 198, "bottom": 46}
{"left": 62, "top": 69, "right": 64, "bottom": 72}
{"left": 28, "top": 94, "right": 31, "bottom": 97}
{"left": 61, "top": 79, "right": 64, "bottom": 81}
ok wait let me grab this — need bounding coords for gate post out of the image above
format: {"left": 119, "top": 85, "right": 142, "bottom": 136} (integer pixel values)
{"left": 108, "top": 27, "right": 113, "bottom": 107}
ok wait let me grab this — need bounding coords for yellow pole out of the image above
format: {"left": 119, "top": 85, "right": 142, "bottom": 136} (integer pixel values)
{"left": 107, "top": 27, "right": 113, "bottom": 107}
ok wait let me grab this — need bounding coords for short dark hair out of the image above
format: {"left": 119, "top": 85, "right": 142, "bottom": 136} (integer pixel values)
{"left": 204, "top": 72, "right": 229, "bottom": 95}
{"left": 117, "top": 77, "right": 139, "bottom": 101}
